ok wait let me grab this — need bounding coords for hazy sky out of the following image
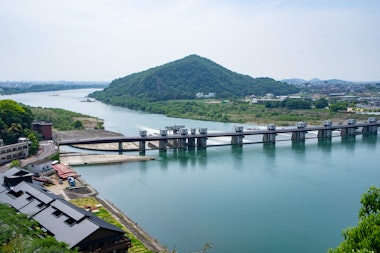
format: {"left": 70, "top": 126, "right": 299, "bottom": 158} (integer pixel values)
{"left": 1, "top": 0, "right": 379, "bottom": 81}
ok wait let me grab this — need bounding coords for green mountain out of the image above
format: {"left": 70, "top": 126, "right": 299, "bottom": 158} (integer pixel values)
{"left": 90, "top": 54, "right": 299, "bottom": 103}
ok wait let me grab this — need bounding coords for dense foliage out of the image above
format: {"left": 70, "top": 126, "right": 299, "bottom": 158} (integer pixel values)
{"left": 89, "top": 54, "right": 299, "bottom": 104}
{"left": 0, "top": 99, "right": 103, "bottom": 158}
{"left": 329, "top": 186, "right": 380, "bottom": 253}
{"left": 100, "top": 98, "right": 370, "bottom": 126}
{"left": 0, "top": 99, "right": 40, "bottom": 149}
{"left": 0, "top": 83, "right": 107, "bottom": 95}
{"left": 31, "top": 107, "right": 103, "bottom": 131}
{"left": 0, "top": 203, "right": 74, "bottom": 252}
{"left": 264, "top": 98, "right": 312, "bottom": 109}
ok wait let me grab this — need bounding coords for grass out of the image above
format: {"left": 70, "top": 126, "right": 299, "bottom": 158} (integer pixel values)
{"left": 70, "top": 197, "right": 155, "bottom": 253}
{"left": 149, "top": 99, "right": 373, "bottom": 126}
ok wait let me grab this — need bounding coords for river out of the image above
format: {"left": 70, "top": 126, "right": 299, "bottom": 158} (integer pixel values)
{"left": 4, "top": 89, "right": 380, "bottom": 253}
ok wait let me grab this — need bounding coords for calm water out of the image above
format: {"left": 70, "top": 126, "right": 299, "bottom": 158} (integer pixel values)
{"left": 4, "top": 89, "right": 380, "bottom": 253}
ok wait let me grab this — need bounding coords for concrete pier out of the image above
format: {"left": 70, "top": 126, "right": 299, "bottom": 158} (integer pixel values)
{"left": 159, "top": 129, "right": 168, "bottom": 151}
{"left": 139, "top": 130, "right": 147, "bottom": 151}
{"left": 197, "top": 128, "right": 208, "bottom": 149}
{"left": 118, "top": 141, "right": 123, "bottom": 154}
{"left": 263, "top": 124, "right": 276, "bottom": 143}
{"left": 318, "top": 120, "right": 333, "bottom": 139}
{"left": 341, "top": 119, "right": 357, "bottom": 136}
{"left": 291, "top": 122, "right": 307, "bottom": 141}
{"left": 362, "top": 117, "right": 378, "bottom": 134}
{"left": 231, "top": 126, "right": 244, "bottom": 146}
{"left": 179, "top": 128, "right": 188, "bottom": 150}
{"left": 188, "top": 128, "right": 196, "bottom": 149}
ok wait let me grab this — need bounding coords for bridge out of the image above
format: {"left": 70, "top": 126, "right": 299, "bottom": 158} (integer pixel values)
{"left": 57, "top": 117, "right": 379, "bottom": 152}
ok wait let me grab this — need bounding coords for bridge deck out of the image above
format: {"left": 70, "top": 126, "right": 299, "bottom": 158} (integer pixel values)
{"left": 57, "top": 122, "right": 379, "bottom": 146}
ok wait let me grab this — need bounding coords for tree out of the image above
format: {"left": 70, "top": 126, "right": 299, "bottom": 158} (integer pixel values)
{"left": 9, "top": 160, "right": 21, "bottom": 168}
{"left": 0, "top": 100, "right": 34, "bottom": 144}
{"left": 314, "top": 98, "right": 329, "bottom": 109}
{"left": 328, "top": 186, "right": 380, "bottom": 253}
{"left": 71, "top": 120, "right": 84, "bottom": 129}
{"left": 24, "top": 128, "right": 41, "bottom": 155}
{"left": 0, "top": 203, "right": 75, "bottom": 252}
{"left": 284, "top": 99, "right": 312, "bottom": 109}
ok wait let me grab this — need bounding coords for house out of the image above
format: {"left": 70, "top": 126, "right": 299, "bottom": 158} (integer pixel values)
{"left": 27, "top": 159, "right": 54, "bottom": 175}
{"left": 0, "top": 168, "right": 132, "bottom": 252}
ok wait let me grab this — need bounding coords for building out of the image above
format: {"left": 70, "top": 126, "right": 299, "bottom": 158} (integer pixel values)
{"left": 0, "top": 138, "right": 29, "bottom": 165}
{"left": 195, "top": 92, "right": 216, "bottom": 98}
{"left": 27, "top": 159, "right": 54, "bottom": 176}
{"left": 32, "top": 121, "right": 53, "bottom": 140}
{"left": 0, "top": 168, "right": 132, "bottom": 252}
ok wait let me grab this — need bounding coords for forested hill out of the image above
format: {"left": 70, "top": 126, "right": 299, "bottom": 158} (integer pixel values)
{"left": 89, "top": 54, "right": 299, "bottom": 102}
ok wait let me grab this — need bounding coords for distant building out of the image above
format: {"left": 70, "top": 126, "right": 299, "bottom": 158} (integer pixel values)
{"left": 32, "top": 121, "right": 53, "bottom": 140}
{"left": 0, "top": 138, "right": 29, "bottom": 165}
{"left": 195, "top": 92, "right": 216, "bottom": 98}
{"left": 0, "top": 168, "right": 132, "bottom": 252}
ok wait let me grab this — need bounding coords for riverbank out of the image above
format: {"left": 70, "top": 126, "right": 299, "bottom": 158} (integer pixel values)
{"left": 46, "top": 173, "right": 166, "bottom": 253}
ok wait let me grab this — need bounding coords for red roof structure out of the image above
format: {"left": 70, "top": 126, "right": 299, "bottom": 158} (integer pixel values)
{"left": 52, "top": 164, "right": 78, "bottom": 179}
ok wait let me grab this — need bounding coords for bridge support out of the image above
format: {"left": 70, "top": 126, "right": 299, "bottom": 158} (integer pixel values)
{"left": 291, "top": 122, "right": 307, "bottom": 142}
{"left": 341, "top": 119, "right": 357, "bottom": 136}
{"left": 118, "top": 141, "right": 123, "bottom": 154}
{"left": 139, "top": 130, "right": 147, "bottom": 151}
{"left": 197, "top": 128, "right": 208, "bottom": 149}
{"left": 318, "top": 120, "right": 333, "bottom": 139}
{"left": 179, "top": 128, "right": 188, "bottom": 150}
{"left": 263, "top": 124, "right": 276, "bottom": 143}
{"left": 187, "top": 128, "right": 196, "bottom": 149}
{"left": 231, "top": 126, "right": 244, "bottom": 146}
{"left": 362, "top": 117, "right": 378, "bottom": 134}
{"left": 159, "top": 129, "right": 168, "bottom": 151}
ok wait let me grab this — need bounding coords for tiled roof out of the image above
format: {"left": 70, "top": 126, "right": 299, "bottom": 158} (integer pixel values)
{"left": 0, "top": 168, "right": 125, "bottom": 249}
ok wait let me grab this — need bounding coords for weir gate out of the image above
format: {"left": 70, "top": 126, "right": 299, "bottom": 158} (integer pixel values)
{"left": 57, "top": 118, "right": 379, "bottom": 152}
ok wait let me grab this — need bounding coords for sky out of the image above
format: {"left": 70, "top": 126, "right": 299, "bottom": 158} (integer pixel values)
{"left": 0, "top": 0, "right": 379, "bottom": 82}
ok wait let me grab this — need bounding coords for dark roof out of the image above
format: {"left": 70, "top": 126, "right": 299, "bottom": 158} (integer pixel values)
{"left": 0, "top": 168, "right": 125, "bottom": 248}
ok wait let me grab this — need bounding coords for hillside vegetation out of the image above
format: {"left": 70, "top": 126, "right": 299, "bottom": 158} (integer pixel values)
{"left": 89, "top": 54, "right": 299, "bottom": 105}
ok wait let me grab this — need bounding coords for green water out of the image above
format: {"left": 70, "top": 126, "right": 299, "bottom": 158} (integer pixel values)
{"left": 5, "top": 89, "right": 380, "bottom": 253}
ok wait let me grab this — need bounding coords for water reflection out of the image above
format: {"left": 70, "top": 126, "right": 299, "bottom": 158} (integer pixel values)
{"left": 157, "top": 148, "right": 209, "bottom": 169}
{"left": 341, "top": 136, "right": 356, "bottom": 152}
{"left": 230, "top": 146, "right": 243, "bottom": 170}
{"left": 318, "top": 139, "right": 332, "bottom": 153}
{"left": 291, "top": 141, "right": 306, "bottom": 153}
{"left": 262, "top": 143, "right": 276, "bottom": 159}
{"left": 362, "top": 134, "right": 378, "bottom": 146}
